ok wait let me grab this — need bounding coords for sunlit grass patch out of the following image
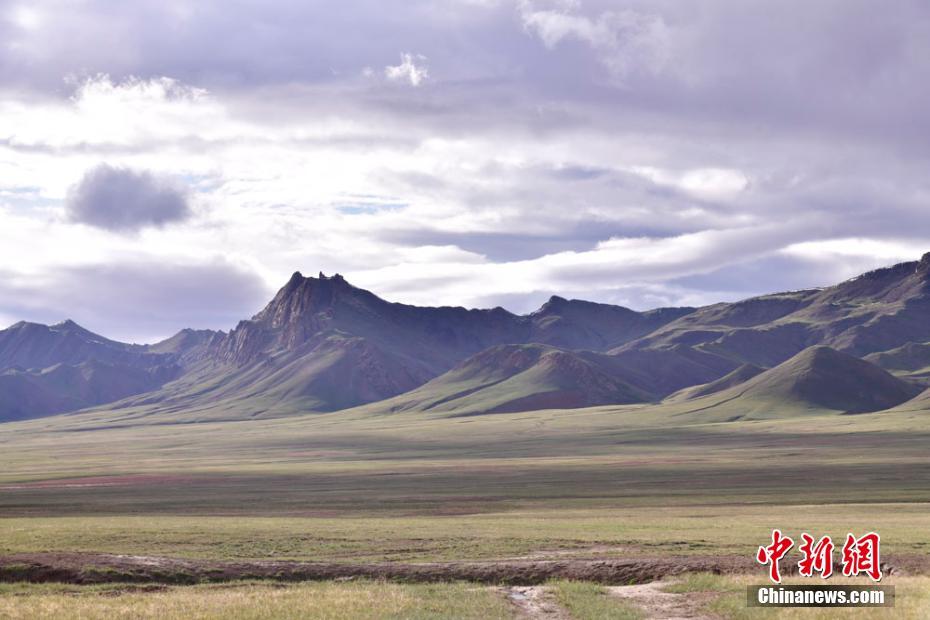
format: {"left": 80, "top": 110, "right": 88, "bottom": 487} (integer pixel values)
{"left": 661, "top": 572, "right": 737, "bottom": 593}
{"left": 550, "top": 580, "right": 642, "bottom": 619}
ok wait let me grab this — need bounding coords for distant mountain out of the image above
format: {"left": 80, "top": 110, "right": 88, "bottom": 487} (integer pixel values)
{"left": 0, "top": 321, "right": 219, "bottom": 421}
{"left": 670, "top": 346, "right": 922, "bottom": 420}
{"left": 214, "top": 272, "right": 690, "bottom": 369}
{"left": 354, "top": 343, "right": 649, "bottom": 417}
{"left": 528, "top": 296, "right": 693, "bottom": 351}
{"left": 620, "top": 253, "right": 930, "bottom": 366}
{"left": 5, "top": 252, "right": 930, "bottom": 423}
{"left": 144, "top": 328, "right": 221, "bottom": 365}
{"left": 0, "top": 320, "right": 150, "bottom": 370}
{"left": 0, "top": 359, "right": 180, "bottom": 422}
{"left": 137, "top": 272, "right": 692, "bottom": 416}
{"left": 664, "top": 363, "right": 765, "bottom": 403}
{"left": 599, "top": 345, "right": 741, "bottom": 398}
{"left": 864, "top": 342, "right": 930, "bottom": 385}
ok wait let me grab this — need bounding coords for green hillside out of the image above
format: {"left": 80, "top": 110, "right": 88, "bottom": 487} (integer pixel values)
{"left": 352, "top": 343, "right": 649, "bottom": 417}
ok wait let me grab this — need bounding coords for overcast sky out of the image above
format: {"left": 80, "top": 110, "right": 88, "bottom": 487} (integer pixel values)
{"left": 2, "top": 0, "right": 929, "bottom": 342}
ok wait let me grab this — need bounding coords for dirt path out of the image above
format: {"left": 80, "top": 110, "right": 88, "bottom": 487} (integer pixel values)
{"left": 609, "top": 581, "right": 716, "bottom": 620}
{"left": 498, "top": 586, "right": 572, "bottom": 620}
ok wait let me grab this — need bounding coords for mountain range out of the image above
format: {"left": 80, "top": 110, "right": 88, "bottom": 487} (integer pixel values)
{"left": 5, "top": 253, "right": 930, "bottom": 423}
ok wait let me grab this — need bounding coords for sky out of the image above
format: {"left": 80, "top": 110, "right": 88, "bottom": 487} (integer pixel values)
{"left": 1, "top": 0, "right": 930, "bottom": 342}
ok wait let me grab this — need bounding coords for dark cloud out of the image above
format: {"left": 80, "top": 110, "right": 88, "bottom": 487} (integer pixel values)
{"left": 66, "top": 165, "right": 192, "bottom": 232}
{"left": 0, "top": 260, "right": 271, "bottom": 343}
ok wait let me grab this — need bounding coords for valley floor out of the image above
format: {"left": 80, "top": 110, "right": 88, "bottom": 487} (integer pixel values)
{"left": 1, "top": 404, "right": 929, "bottom": 618}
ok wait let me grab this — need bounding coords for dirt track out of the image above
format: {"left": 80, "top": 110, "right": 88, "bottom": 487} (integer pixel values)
{"left": 0, "top": 553, "right": 923, "bottom": 586}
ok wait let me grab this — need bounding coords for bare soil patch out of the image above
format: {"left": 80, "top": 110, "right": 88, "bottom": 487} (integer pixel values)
{"left": 0, "top": 553, "right": 924, "bottom": 586}
{"left": 609, "top": 581, "right": 716, "bottom": 620}
{"left": 497, "top": 586, "right": 571, "bottom": 619}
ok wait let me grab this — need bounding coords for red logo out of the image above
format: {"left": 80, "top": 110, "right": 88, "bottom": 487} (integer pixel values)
{"left": 841, "top": 532, "right": 882, "bottom": 582}
{"left": 757, "top": 530, "right": 882, "bottom": 583}
{"left": 756, "top": 529, "right": 794, "bottom": 583}
{"left": 798, "top": 533, "right": 834, "bottom": 578}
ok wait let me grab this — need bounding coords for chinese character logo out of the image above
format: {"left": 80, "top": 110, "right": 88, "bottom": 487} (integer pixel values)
{"left": 842, "top": 532, "right": 882, "bottom": 582}
{"left": 798, "top": 533, "right": 834, "bottom": 578}
{"left": 756, "top": 529, "right": 794, "bottom": 584}
{"left": 757, "top": 530, "right": 882, "bottom": 583}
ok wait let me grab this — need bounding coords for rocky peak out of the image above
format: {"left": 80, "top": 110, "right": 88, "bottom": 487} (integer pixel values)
{"left": 254, "top": 271, "right": 356, "bottom": 326}
{"left": 534, "top": 296, "right": 569, "bottom": 315}
{"left": 917, "top": 252, "right": 930, "bottom": 275}
{"left": 215, "top": 271, "right": 368, "bottom": 365}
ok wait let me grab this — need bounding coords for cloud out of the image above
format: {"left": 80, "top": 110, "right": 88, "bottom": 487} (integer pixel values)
{"left": 66, "top": 164, "right": 192, "bottom": 232}
{"left": 0, "top": 259, "right": 271, "bottom": 343}
{"left": 384, "top": 53, "right": 429, "bottom": 86}
{"left": 1, "top": 0, "right": 930, "bottom": 339}
{"left": 519, "top": 1, "right": 671, "bottom": 78}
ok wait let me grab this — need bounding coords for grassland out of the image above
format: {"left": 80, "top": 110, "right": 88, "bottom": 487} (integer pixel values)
{"left": 0, "top": 581, "right": 513, "bottom": 620}
{"left": 2, "top": 400, "right": 929, "bottom": 617}
{"left": 552, "top": 580, "right": 643, "bottom": 619}
{"left": 2, "top": 503, "right": 929, "bottom": 563}
{"left": 3, "top": 404, "right": 930, "bottom": 556}
{"left": 2, "top": 575, "right": 927, "bottom": 619}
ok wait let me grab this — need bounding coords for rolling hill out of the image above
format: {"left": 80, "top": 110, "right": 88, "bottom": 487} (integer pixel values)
{"left": 352, "top": 343, "right": 649, "bottom": 417}
{"left": 664, "top": 363, "right": 765, "bottom": 403}
{"left": 864, "top": 341, "right": 930, "bottom": 385}
{"left": 661, "top": 346, "right": 923, "bottom": 420}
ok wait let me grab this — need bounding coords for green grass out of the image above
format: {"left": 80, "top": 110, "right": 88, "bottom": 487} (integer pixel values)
{"left": 1, "top": 398, "right": 930, "bottom": 571}
{"left": 0, "top": 398, "right": 929, "bottom": 618}
{"left": 551, "top": 580, "right": 642, "bottom": 619}
{"left": 661, "top": 572, "right": 736, "bottom": 593}
{"left": 0, "top": 581, "right": 512, "bottom": 620}
{"left": 1, "top": 502, "right": 928, "bottom": 562}
{"left": 4, "top": 404, "right": 930, "bottom": 517}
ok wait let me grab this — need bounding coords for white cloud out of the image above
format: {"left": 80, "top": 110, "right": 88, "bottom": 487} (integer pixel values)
{"left": 632, "top": 166, "right": 749, "bottom": 199}
{"left": 384, "top": 53, "right": 430, "bottom": 86}
{"left": 519, "top": 1, "right": 671, "bottom": 78}
{"left": 1, "top": 0, "right": 929, "bottom": 344}
{"left": 9, "top": 5, "right": 43, "bottom": 30}
{"left": 781, "top": 238, "right": 929, "bottom": 265}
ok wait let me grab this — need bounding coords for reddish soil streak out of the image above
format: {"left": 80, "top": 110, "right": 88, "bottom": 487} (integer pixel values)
{"left": 0, "top": 475, "right": 203, "bottom": 490}
{"left": 0, "top": 553, "right": 925, "bottom": 586}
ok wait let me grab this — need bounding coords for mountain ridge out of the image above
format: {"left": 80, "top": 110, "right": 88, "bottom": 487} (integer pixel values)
{"left": 5, "top": 252, "right": 930, "bottom": 422}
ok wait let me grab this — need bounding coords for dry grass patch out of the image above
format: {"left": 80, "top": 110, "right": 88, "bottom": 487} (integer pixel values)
{"left": 0, "top": 580, "right": 511, "bottom": 620}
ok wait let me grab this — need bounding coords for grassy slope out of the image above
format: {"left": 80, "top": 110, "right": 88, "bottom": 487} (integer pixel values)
{"left": 647, "top": 346, "right": 923, "bottom": 420}
{"left": 663, "top": 363, "right": 764, "bottom": 403}
{"left": 346, "top": 343, "right": 650, "bottom": 417}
